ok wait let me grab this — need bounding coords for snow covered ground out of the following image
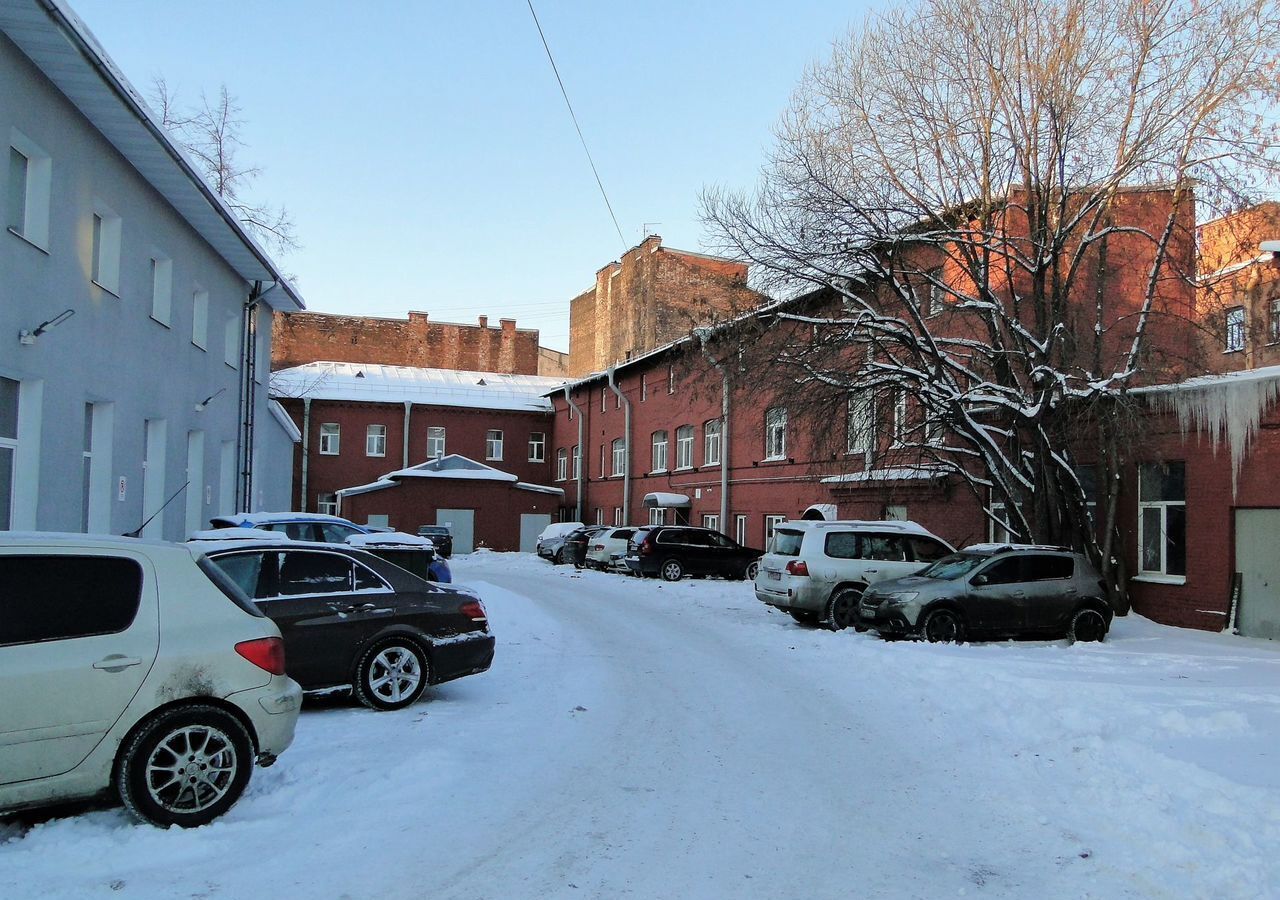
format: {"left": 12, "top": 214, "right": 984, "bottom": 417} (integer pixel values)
{"left": 3, "top": 551, "right": 1279, "bottom": 899}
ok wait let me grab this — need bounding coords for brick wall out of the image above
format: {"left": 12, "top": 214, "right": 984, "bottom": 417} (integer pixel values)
{"left": 1197, "top": 203, "right": 1280, "bottom": 372}
{"left": 272, "top": 311, "right": 542, "bottom": 375}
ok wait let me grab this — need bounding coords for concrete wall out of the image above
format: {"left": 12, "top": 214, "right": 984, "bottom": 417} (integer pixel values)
{"left": 0, "top": 33, "right": 282, "bottom": 539}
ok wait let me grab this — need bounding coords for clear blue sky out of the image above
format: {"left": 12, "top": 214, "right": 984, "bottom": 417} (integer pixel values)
{"left": 69, "top": 0, "right": 871, "bottom": 351}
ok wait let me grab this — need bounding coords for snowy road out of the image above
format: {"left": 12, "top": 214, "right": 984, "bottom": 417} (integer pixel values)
{"left": 3, "top": 551, "right": 1279, "bottom": 899}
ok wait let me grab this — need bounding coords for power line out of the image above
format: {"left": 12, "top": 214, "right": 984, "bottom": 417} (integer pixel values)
{"left": 526, "top": 0, "right": 627, "bottom": 252}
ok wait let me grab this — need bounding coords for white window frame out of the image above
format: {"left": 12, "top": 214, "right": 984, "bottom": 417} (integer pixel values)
{"left": 668, "top": 365, "right": 675, "bottom": 394}
{"left": 764, "top": 407, "right": 787, "bottom": 461}
{"left": 1225, "top": 306, "right": 1245, "bottom": 353}
{"left": 847, "top": 390, "right": 875, "bottom": 454}
{"left": 0, "top": 377, "right": 21, "bottom": 529}
{"left": 611, "top": 437, "right": 626, "bottom": 476}
{"left": 317, "top": 492, "right": 338, "bottom": 516}
{"left": 599, "top": 443, "right": 606, "bottom": 477}
{"left": 1138, "top": 462, "right": 1186, "bottom": 581}
{"left": 651, "top": 430, "right": 669, "bottom": 473}
{"left": 572, "top": 444, "right": 581, "bottom": 479}
{"left": 366, "top": 424, "right": 387, "bottom": 457}
{"left": 90, "top": 206, "right": 122, "bottom": 296}
{"left": 192, "top": 288, "right": 209, "bottom": 349}
{"left": 675, "top": 425, "right": 694, "bottom": 470}
{"left": 486, "top": 429, "right": 504, "bottom": 461}
{"left": 595, "top": 507, "right": 604, "bottom": 525}
{"left": 319, "top": 423, "right": 340, "bottom": 455}
{"left": 150, "top": 256, "right": 173, "bottom": 326}
{"left": 556, "top": 448, "right": 567, "bottom": 481}
{"left": 427, "top": 426, "right": 446, "bottom": 459}
{"left": 528, "top": 431, "right": 546, "bottom": 462}
{"left": 891, "top": 390, "right": 909, "bottom": 447}
{"left": 613, "top": 507, "right": 623, "bottom": 526}
{"left": 702, "top": 514, "right": 720, "bottom": 533}
{"left": 641, "top": 377, "right": 647, "bottom": 402}
{"left": 764, "top": 515, "right": 786, "bottom": 545}
{"left": 926, "top": 267, "right": 945, "bottom": 317}
{"left": 1270, "top": 297, "right": 1280, "bottom": 345}
{"left": 7, "top": 131, "right": 51, "bottom": 250}
{"left": 649, "top": 506, "right": 667, "bottom": 525}
{"left": 704, "top": 419, "right": 722, "bottom": 466}
{"left": 735, "top": 514, "right": 748, "bottom": 546}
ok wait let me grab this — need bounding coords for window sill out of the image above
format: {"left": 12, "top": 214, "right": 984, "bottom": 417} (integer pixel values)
{"left": 318, "top": 452, "right": 339, "bottom": 457}
{"left": 150, "top": 315, "right": 171, "bottom": 329}
{"left": 192, "top": 341, "right": 207, "bottom": 352}
{"left": 366, "top": 453, "right": 386, "bottom": 459}
{"left": 528, "top": 458, "right": 545, "bottom": 464}
{"left": 486, "top": 458, "right": 503, "bottom": 463}
{"left": 650, "top": 468, "right": 668, "bottom": 475}
{"left": 1131, "top": 574, "right": 1187, "bottom": 586}
{"left": 701, "top": 461, "right": 722, "bottom": 469}
{"left": 673, "top": 466, "right": 693, "bottom": 472}
{"left": 760, "top": 456, "right": 789, "bottom": 464}
{"left": 91, "top": 279, "right": 120, "bottom": 298}
{"left": 1223, "top": 349, "right": 1244, "bottom": 355}
{"left": 7, "top": 226, "right": 49, "bottom": 254}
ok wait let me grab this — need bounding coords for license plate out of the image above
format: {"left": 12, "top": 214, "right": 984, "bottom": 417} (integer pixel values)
{"left": 768, "top": 571, "right": 781, "bottom": 580}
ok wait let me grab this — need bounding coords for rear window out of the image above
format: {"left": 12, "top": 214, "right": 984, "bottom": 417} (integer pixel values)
{"left": 1024, "top": 555, "right": 1074, "bottom": 581}
{"left": 0, "top": 555, "right": 144, "bottom": 645}
{"left": 772, "top": 529, "right": 805, "bottom": 556}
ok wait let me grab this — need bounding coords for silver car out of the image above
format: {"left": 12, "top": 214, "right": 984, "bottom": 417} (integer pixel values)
{"left": 858, "top": 544, "right": 1114, "bottom": 643}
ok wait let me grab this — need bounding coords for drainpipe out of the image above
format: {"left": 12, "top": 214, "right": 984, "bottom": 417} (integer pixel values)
{"left": 402, "top": 402, "right": 413, "bottom": 468}
{"left": 607, "top": 366, "right": 631, "bottom": 524}
{"left": 563, "top": 385, "right": 585, "bottom": 522}
{"left": 699, "top": 341, "right": 731, "bottom": 528}
{"left": 300, "top": 397, "right": 311, "bottom": 511}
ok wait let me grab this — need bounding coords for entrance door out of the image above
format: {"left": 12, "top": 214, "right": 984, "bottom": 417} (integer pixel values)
{"left": 1235, "top": 509, "right": 1280, "bottom": 640}
{"left": 438, "top": 509, "right": 475, "bottom": 554}
{"left": 520, "top": 514, "right": 551, "bottom": 553}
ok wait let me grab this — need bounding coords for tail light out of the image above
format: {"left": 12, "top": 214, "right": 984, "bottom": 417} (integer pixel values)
{"left": 785, "top": 560, "right": 810, "bottom": 577}
{"left": 235, "top": 637, "right": 286, "bottom": 676}
{"left": 639, "top": 540, "right": 653, "bottom": 556}
{"left": 592, "top": 544, "right": 604, "bottom": 551}
{"left": 460, "top": 599, "right": 488, "bottom": 622}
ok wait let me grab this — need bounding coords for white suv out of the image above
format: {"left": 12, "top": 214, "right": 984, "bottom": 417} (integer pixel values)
{"left": 754, "top": 520, "right": 953, "bottom": 630}
{"left": 0, "top": 533, "right": 302, "bottom": 827}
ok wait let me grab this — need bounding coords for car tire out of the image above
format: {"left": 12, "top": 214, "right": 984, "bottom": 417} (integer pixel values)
{"left": 574, "top": 558, "right": 585, "bottom": 570}
{"left": 1069, "top": 606, "right": 1109, "bottom": 643}
{"left": 554, "top": 549, "right": 565, "bottom": 565}
{"left": 788, "top": 609, "right": 820, "bottom": 626}
{"left": 354, "top": 637, "right": 430, "bottom": 711}
{"left": 744, "top": 560, "right": 760, "bottom": 581}
{"left": 921, "top": 607, "right": 965, "bottom": 643}
{"left": 660, "top": 558, "right": 684, "bottom": 582}
{"left": 116, "top": 704, "right": 254, "bottom": 828}
{"left": 822, "top": 587, "right": 863, "bottom": 631}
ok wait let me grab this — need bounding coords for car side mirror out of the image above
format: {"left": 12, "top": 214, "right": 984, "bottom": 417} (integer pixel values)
{"left": 971, "top": 574, "right": 989, "bottom": 586}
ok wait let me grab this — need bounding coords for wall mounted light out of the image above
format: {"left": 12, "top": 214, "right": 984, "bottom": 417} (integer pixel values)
{"left": 194, "top": 386, "right": 227, "bottom": 412}
{"left": 19, "top": 308, "right": 75, "bottom": 345}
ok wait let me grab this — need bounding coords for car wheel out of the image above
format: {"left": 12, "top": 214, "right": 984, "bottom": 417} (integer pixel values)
{"left": 574, "top": 557, "right": 585, "bottom": 570}
{"left": 921, "top": 607, "right": 965, "bottom": 643}
{"left": 788, "top": 609, "right": 820, "bottom": 626}
{"left": 116, "top": 704, "right": 253, "bottom": 828}
{"left": 822, "top": 587, "right": 864, "bottom": 631}
{"left": 554, "top": 549, "right": 565, "bottom": 565}
{"left": 354, "top": 638, "right": 429, "bottom": 711}
{"left": 1069, "top": 606, "right": 1108, "bottom": 643}
{"left": 660, "top": 558, "right": 684, "bottom": 582}
{"left": 744, "top": 560, "right": 760, "bottom": 581}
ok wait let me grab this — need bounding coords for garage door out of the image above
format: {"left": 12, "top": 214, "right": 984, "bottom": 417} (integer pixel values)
{"left": 520, "top": 514, "right": 551, "bottom": 554}
{"left": 1234, "top": 509, "right": 1280, "bottom": 640}
{"left": 437, "top": 509, "right": 474, "bottom": 554}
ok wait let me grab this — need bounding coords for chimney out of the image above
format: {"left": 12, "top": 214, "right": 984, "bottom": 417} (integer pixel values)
{"left": 499, "top": 318, "right": 517, "bottom": 373}
{"left": 478, "top": 315, "right": 488, "bottom": 329}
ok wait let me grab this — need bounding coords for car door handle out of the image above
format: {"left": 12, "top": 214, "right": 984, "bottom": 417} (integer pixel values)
{"left": 93, "top": 655, "right": 142, "bottom": 672}
{"left": 1012, "top": 591, "right": 1026, "bottom": 597}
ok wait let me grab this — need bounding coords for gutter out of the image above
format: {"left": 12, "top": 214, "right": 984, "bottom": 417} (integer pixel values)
{"left": 300, "top": 397, "right": 311, "bottom": 511}
{"left": 606, "top": 366, "right": 631, "bottom": 524}
{"left": 699, "top": 341, "right": 731, "bottom": 529}
{"left": 402, "top": 402, "right": 413, "bottom": 468}
{"left": 563, "top": 385, "right": 585, "bottom": 522}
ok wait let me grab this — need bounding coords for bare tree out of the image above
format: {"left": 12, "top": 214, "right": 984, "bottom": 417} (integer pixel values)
{"left": 702, "top": 0, "right": 1280, "bottom": 607}
{"left": 152, "top": 79, "right": 298, "bottom": 255}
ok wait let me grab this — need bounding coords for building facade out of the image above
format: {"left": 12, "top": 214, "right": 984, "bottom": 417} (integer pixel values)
{"left": 0, "top": 0, "right": 302, "bottom": 539}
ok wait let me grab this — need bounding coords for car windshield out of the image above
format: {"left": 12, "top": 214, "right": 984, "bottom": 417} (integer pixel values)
{"left": 918, "top": 552, "right": 989, "bottom": 580}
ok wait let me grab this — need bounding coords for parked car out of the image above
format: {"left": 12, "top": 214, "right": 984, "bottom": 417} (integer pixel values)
{"left": 858, "top": 543, "right": 1113, "bottom": 643}
{"left": 536, "top": 521, "right": 585, "bottom": 563}
{"left": 209, "top": 512, "right": 451, "bottom": 582}
{"left": 562, "top": 525, "right": 609, "bottom": 569}
{"left": 585, "top": 526, "right": 639, "bottom": 571}
{"left": 0, "top": 533, "right": 302, "bottom": 828}
{"left": 754, "top": 520, "right": 954, "bottom": 630}
{"left": 346, "top": 532, "right": 449, "bottom": 583}
{"left": 415, "top": 525, "right": 454, "bottom": 558}
{"left": 624, "top": 526, "right": 763, "bottom": 581}
{"left": 196, "top": 541, "right": 493, "bottom": 710}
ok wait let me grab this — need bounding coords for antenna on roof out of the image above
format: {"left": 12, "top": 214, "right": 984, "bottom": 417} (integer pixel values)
{"left": 642, "top": 223, "right": 662, "bottom": 238}
{"left": 124, "top": 481, "right": 190, "bottom": 538}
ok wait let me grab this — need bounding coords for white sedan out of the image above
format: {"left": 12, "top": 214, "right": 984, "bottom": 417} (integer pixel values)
{"left": 584, "top": 527, "right": 639, "bottom": 571}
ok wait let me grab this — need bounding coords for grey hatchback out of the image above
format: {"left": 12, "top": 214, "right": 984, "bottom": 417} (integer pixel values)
{"left": 858, "top": 544, "right": 1113, "bottom": 643}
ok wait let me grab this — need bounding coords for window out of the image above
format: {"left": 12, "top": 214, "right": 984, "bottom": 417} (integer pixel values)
{"left": 0, "top": 555, "right": 142, "bottom": 645}
{"left": 925, "top": 268, "right": 946, "bottom": 317}
{"left": 90, "top": 209, "right": 122, "bottom": 295}
{"left": 7, "top": 133, "right": 51, "bottom": 249}
{"left": 764, "top": 515, "right": 786, "bottom": 544}
{"left": 883, "top": 504, "right": 908, "bottom": 521}
{"left": 764, "top": 407, "right": 787, "bottom": 460}
{"left": 702, "top": 514, "right": 720, "bottom": 533}
{"left": 319, "top": 423, "right": 340, "bottom": 455}
{"left": 704, "top": 419, "right": 722, "bottom": 466}
{"left": 909, "top": 537, "right": 951, "bottom": 563}
{"left": 1138, "top": 461, "right": 1186, "bottom": 579}
{"left": 649, "top": 507, "right": 667, "bottom": 525}
{"left": 599, "top": 443, "right": 606, "bottom": 477}
{"left": 989, "top": 500, "right": 1022, "bottom": 543}
{"left": 427, "top": 426, "right": 446, "bottom": 459}
{"left": 613, "top": 507, "right": 623, "bottom": 526}
{"left": 278, "top": 551, "right": 353, "bottom": 596}
{"left": 595, "top": 508, "right": 604, "bottom": 525}
{"left": 1024, "top": 555, "right": 1074, "bottom": 580}
{"left": 556, "top": 448, "right": 568, "bottom": 481}
{"left": 224, "top": 313, "right": 240, "bottom": 369}
{"left": 1225, "top": 307, "right": 1245, "bottom": 353}
{"left": 675, "top": 425, "right": 694, "bottom": 469}
{"left": 572, "top": 444, "right": 581, "bottom": 479}
{"left": 735, "top": 514, "right": 748, "bottom": 545}
{"left": 317, "top": 493, "right": 338, "bottom": 516}
{"left": 486, "top": 429, "right": 503, "bottom": 461}
{"left": 601, "top": 389, "right": 607, "bottom": 413}
{"left": 529, "top": 432, "right": 546, "bottom": 462}
{"left": 192, "top": 289, "right": 209, "bottom": 349}
{"left": 891, "top": 390, "right": 909, "bottom": 446}
{"left": 366, "top": 425, "right": 387, "bottom": 457}
{"left": 1270, "top": 298, "right": 1280, "bottom": 345}
{"left": 612, "top": 437, "right": 626, "bottom": 476}
{"left": 824, "top": 532, "right": 860, "bottom": 559}
{"left": 668, "top": 365, "right": 675, "bottom": 394}
{"left": 651, "top": 430, "right": 669, "bottom": 472}
{"left": 81, "top": 404, "right": 94, "bottom": 532}
{"left": 150, "top": 257, "right": 172, "bottom": 326}
{"left": 863, "top": 534, "right": 907, "bottom": 561}
{"left": 847, "top": 391, "right": 875, "bottom": 454}
{"left": 641, "top": 377, "right": 647, "bottom": 402}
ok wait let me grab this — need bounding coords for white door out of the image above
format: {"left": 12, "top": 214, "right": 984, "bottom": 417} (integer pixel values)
{"left": 0, "top": 551, "right": 160, "bottom": 784}
{"left": 520, "top": 514, "right": 552, "bottom": 553}
{"left": 438, "top": 509, "right": 475, "bottom": 554}
{"left": 1235, "top": 509, "right": 1280, "bottom": 640}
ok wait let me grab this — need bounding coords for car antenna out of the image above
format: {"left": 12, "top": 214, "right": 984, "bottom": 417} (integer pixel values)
{"left": 124, "top": 481, "right": 190, "bottom": 538}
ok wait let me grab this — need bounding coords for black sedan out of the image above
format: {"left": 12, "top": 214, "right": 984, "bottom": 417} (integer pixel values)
{"left": 416, "top": 525, "right": 454, "bottom": 558}
{"left": 199, "top": 542, "right": 493, "bottom": 710}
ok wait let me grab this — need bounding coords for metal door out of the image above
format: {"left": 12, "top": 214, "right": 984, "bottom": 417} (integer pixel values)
{"left": 1235, "top": 509, "right": 1280, "bottom": 640}
{"left": 438, "top": 509, "right": 475, "bottom": 554}
{"left": 520, "top": 514, "right": 551, "bottom": 553}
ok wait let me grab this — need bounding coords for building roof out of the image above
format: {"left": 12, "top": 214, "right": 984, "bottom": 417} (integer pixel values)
{"left": 337, "top": 454, "right": 563, "bottom": 499}
{"left": 271, "top": 362, "right": 568, "bottom": 412}
{"left": 0, "top": 0, "right": 302, "bottom": 310}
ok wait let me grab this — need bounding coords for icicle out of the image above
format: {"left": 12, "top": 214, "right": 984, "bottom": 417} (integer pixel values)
{"left": 1148, "top": 372, "right": 1280, "bottom": 496}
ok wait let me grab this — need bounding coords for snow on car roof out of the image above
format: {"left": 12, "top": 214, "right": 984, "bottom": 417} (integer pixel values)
{"left": 210, "top": 511, "right": 360, "bottom": 527}
{"left": 775, "top": 519, "right": 935, "bottom": 536}
{"left": 961, "top": 543, "right": 1073, "bottom": 554}
{"left": 189, "top": 528, "right": 291, "bottom": 542}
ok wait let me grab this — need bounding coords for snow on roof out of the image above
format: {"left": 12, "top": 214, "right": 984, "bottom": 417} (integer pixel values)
{"left": 337, "top": 455, "right": 563, "bottom": 498}
{"left": 643, "top": 492, "right": 691, "bottom": 506}
{"left": 517, "top": 482, "right": 566, "bottom": 496}
{"left": 802, "top": 503, "right": 839, "bottom": 521}
{"left": 267, "top": 400, "right": 301, "bottom": 442}
{"left": 271, "top": 362, "right": 568, "bottom": 412}
{"left": 1130, "top": 365, "right": 1280, "bottom": 395}
{"left": 820, "top": 467, "right": 950, "bottom": 484}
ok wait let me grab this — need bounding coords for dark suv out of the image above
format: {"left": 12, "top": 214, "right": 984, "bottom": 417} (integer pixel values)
{"left": 859, "top": 544, "right": 1113, "bottom": 643}
{"left": 624, "top": 526, "right": 763, "bottom": 581}
{"left": 416, "top": 525, "right": 453, "bottom": 558}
